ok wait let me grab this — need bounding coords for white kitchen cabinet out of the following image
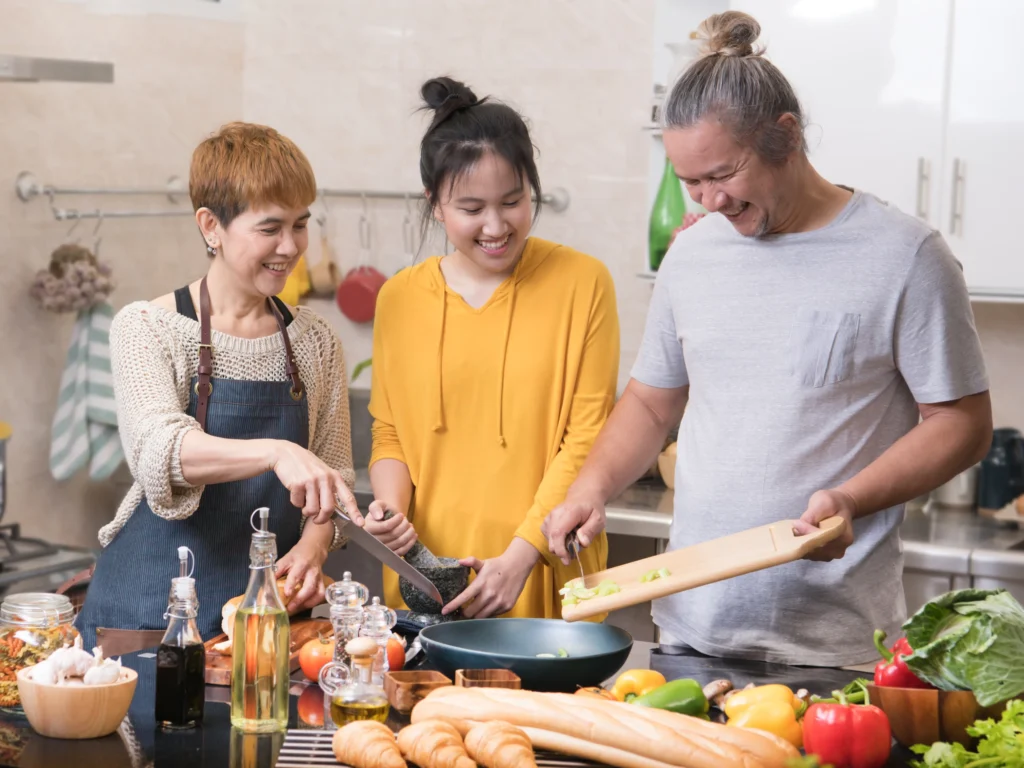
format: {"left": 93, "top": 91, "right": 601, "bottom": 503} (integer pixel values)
{"left": 734, "top": 0, "right": 952, "bottom": 228}
{"left": 737, "top": 0, "right": 950, "bottom": 227}
{"left": 720, "top": 0, "right": 1024, "bottom": 298}
{"left": 938, "top": 0, "right": 1024, "bottom": 297}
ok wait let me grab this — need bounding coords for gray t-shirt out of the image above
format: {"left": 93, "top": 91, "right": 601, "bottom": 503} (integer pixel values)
{"left": 632, "top": 190, "right": 989, "bottom": 666}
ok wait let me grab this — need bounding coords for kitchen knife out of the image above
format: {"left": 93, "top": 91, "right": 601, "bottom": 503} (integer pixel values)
{"left": 333, "top": 506, "right": 444, "bottom": 605}
{"left": 565, "top": 529, "right": 586, "bottom": 584}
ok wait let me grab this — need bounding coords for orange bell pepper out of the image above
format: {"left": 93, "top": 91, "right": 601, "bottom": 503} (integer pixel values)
{"left": 609, "top": 669, "right": 667, "bottom": 702}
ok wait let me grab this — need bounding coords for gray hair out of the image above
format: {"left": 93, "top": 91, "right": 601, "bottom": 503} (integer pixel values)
{"left": 663, "top": 11, "right": 807, "bottom": 165}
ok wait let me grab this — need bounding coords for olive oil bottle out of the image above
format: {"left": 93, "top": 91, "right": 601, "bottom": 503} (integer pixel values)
{"left": 230, "top": 508, "right": 290, "bottom": 733}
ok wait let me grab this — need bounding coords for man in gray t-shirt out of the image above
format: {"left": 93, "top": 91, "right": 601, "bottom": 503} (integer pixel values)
{"left": 543, "top": 11, "right": 992, "bottom": 665}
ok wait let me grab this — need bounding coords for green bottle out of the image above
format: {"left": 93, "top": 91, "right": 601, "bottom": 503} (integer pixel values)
{"left": 648, "top": 157, "right": 686, "bottom": 271}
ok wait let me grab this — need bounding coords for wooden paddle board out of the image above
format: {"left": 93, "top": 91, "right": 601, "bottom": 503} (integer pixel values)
{"left": 561, "top": 516, "right": 846, "bottom": 622}
{"left": 203, "top": 617, "right": 332, "bottom": 686}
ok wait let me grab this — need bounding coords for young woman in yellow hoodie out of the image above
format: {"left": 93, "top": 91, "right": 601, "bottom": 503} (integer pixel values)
{"left": 365, "top": 76, "right": 620, "bottom": 620}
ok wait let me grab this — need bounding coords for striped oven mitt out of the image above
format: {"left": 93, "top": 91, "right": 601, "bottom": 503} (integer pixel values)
{"left": 49, "top": 302, "right": 125, "bottom": 481}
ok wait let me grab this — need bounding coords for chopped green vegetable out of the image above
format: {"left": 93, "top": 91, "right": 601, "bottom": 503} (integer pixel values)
{"left": 557, "top": 648, "right": 569, "bottom": 658}
{"left": 910, "top": 698, "right": 1024, "bottom": 767}
{"left": 903, "top": 589, "right": 1024, "bottom": 706}
{"left": 639, "top": 567, "right": 672, "bottom": 583}
{"left": 560, "top": 579, "right": 619, "bottom": 605}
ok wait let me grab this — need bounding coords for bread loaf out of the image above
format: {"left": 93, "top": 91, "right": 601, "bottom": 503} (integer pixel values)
{"left": 412, "top": 686, "right": 794, "bottom": 768}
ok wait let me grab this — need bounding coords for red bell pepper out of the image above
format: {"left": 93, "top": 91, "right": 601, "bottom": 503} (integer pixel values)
{"left": 803, "top": 682, "right": 891, "bottom": 768}
{"left": 873, "top": 629, "right": 932, "bottom": 689}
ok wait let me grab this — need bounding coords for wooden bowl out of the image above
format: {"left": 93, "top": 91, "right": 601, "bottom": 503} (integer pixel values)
{"left": 866, "top": 684, "right": 1009, "bottom": 749}
{"left": 384, "top": 670, "right": 452, "bottom": 713}
{"left": 17, "top": 666, "right": 138, "bottom": 740}
{"left": 455, "top": 669, "right": 522, "bottom": 689}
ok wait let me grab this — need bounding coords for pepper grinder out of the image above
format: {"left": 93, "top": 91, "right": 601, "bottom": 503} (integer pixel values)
{"left": 359, "top": 597, "right": 397, "bottom": 686}
{"left": 318, "top": 572, "right": 369, "bottom": 695}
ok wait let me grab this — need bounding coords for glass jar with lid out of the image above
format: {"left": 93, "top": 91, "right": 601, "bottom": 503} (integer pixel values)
{"left": 0, "top": 593, "right": 79, "bottom": 709}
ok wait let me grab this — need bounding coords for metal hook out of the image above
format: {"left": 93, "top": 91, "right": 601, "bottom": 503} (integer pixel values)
{"left": 65, "top": 215, "right": 82, "bottom": 242}
{"left": 316, "top": 191, "right": 330, "bottom": 227}
{"left": 92, "top": 210, "right": 104, "bottom": 256}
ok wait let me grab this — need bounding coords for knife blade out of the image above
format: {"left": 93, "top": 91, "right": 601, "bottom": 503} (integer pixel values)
{"left": 565, "top": 529, "right": 586, "bottom": 584}
{"left": 334, "top": 507, "right": 444, "bottom": 605}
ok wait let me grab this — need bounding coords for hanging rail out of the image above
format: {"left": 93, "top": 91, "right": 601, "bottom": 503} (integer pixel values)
{"left": 15, "top": 170, "right": 571, "bottom": 217}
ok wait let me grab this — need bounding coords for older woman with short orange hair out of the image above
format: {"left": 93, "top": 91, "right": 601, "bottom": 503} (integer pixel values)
{"left": 76, "top": 123, "right": 362, "bottom": 646}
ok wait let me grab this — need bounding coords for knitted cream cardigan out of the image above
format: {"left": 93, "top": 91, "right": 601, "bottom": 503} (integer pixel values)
{"left": 99, "top": 301, "right": 354, "bottom": 549}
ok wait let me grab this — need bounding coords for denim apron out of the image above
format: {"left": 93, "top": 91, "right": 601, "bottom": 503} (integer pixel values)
{"left": 76, "top": 282, "right": 306, "bottom": 646}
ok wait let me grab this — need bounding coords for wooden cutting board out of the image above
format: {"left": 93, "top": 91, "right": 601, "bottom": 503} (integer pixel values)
{"left": 204, "top": 617, "right": 333, "bottom": 686}
{"left": 561, "top": 516, "right": 846, "bottom": 622}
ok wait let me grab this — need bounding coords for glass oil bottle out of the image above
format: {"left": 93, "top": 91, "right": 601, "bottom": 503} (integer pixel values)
{"left": 230, "top": 507, "right": 290, "bottom": 733}
{"left": 328, "top": 636, "right": 389, "bottom": 726}
{"left": 155, "top": 546, "right": 205, "bottom": 729}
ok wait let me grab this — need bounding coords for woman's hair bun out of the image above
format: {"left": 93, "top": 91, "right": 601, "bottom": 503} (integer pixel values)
{"left": 696, "top": 11, "right": 764, "bottom": 58}
{"left": 421, "top": 76, "right": 479, "bottom": 112}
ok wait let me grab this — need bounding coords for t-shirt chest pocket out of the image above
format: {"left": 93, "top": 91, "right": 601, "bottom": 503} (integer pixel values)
{"left": 790, "top": 307, "right": 861, "bottom": 388}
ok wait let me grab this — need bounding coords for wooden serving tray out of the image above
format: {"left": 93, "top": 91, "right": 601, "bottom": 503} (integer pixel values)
{"left": 561, "top": 517, "right": 846, "bottom": 622}
{"left": 203, "top": 617, "right": 332, "bottom": 686}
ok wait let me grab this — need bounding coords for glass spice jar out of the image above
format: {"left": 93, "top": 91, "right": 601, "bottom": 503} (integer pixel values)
{"left": 0, "top": 593, "right": 79, "bottom": 710}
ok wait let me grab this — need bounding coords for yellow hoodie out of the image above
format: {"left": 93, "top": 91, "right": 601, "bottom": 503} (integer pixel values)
{"left": 369, "top": 237, "right": 619, "bottom": 618}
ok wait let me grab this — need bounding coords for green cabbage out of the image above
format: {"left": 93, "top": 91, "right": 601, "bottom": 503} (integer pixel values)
{"left": 903, "top": 589, "right": 1024, "bottom": 706}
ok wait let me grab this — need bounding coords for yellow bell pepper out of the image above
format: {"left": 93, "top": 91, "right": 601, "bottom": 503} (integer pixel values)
{"left": 609, "top": 669, "right": 667, "bottom": 702}
{"left": 727, "top": 700, "right": 803, "bottom": 749}
{"left": 723, "top": 684, "right": 803, "bottom": 719}
{"left": 724, "top": 685, "right": 805, "bottom": 749}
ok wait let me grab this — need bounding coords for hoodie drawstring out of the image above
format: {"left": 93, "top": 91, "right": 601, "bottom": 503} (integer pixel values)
{"left": 496, "top": 278, "right": 516, "bottom": 447}
{"left": 433, "top": 288, "right": 448, "bottom": 433}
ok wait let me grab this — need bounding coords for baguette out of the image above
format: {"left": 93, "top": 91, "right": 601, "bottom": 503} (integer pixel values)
{"left": 521, "top": 726, "right": 687, "bottom": 768}
{"left": 422, "top": 686, "right": 797, "bottom": 765}
{"left": 411, "top": 686, "right": 770, "bottom": 768}
{"left": 565, "top": 691, "right": 798, "bottom": 766}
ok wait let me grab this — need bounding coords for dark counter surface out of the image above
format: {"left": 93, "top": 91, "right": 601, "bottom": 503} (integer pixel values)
{"left": 0, "top": 638, "right": 930, "bottom": 767}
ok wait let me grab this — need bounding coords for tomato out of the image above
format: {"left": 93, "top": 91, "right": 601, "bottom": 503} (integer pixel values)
{"left": 297, "top": 684, "right": 325, "bottom": 727}
{"left": 298, "top": 633, "right": 335, "bottom": 682}
{"left": 386, "top": 633, "right": 406, "bottom": 672}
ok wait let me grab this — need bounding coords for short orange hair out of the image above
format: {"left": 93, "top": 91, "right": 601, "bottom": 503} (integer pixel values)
{"left": 189, "top": 122, "right": 317, "bottom": 226}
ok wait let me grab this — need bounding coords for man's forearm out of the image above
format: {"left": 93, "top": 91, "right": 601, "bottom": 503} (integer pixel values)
{"left": 571, "top": 382, "right": 687, "bottom": 502}
{"left": 838, "top": 392, "right": 992, "bottom": 517}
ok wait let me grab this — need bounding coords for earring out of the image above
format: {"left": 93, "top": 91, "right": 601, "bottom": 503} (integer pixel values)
{"left": 206, "top": 242, "right": 217, "bottom": 256}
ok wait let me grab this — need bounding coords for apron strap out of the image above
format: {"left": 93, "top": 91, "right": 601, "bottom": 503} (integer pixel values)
{"left": 196, "top": 277, "right": 215, "bottom": 431}
{"left": 196, "top": 278, "right": 305, "bottom": 431}
{"left": 269, "top": 298, "right": 305, "bottom": 400}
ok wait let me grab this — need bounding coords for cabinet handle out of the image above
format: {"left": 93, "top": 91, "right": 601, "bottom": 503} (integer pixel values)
{"left": 916, "top": 157, "right": 931, "bottom": 221}
{"left": 950, "top": 158, "right": 965, "bottom": 235}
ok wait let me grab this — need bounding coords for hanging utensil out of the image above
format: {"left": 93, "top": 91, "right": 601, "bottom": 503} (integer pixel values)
{"left": 335, "top": 195, "right": 387, "bottom": 323}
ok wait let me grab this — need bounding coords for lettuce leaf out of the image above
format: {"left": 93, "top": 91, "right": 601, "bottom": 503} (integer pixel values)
{"left": 903, "top": 589, "right": 1024, "bottom": 706}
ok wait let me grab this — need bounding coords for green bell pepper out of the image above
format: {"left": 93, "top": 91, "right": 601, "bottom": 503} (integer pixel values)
{"left": 630, "top": 678, "right": 709, "bottom": 717}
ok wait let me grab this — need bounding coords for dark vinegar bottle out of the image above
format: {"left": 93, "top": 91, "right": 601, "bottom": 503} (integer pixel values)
{"left": 155, "top": 546, "right": 205, "bottom": 729}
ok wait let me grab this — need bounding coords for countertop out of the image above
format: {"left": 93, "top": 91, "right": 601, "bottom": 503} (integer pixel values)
{"left": 0, "top": 640, "right": 922, "bottom": 767}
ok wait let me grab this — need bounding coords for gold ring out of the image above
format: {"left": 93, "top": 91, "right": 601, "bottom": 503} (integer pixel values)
{"left": 194, "top": 381, "right": 213, "bottom": 397}
{"left": 290, "top": 387, "right": 303, "bottom": 401}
